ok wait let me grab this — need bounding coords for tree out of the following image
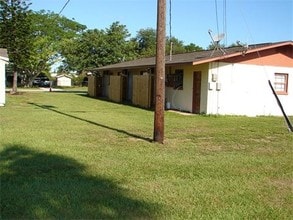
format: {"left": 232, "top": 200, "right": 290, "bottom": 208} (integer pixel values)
{"left": 102, "top": 21, "right": 137, "bottom": 65}
{"left": 1, "top": 9, "right": 86, "bottom": 87}
{"left": 133, "top": 28, "right": 157, "bottom": 57}
{"left": 0, "top": 0, "right": 32, "bottom": 93}
{"left": 133, "top": 28, "right": 203, "bottom": 57}
{"left": 207, "top": 41, "right": 225, "bottom": 50}
{"left": 184, "top": 43, "right": 203, "bottom": 52}
{"left": 24, "top": 10, "right": 86, "bottom": 86}
{"left": 166, "top": 36, "right": 186, "bottom": 55}
{"left": 60, "top": 29, "right": 106, "bottom": 72}
{"left": 61, "top": 22, "right": 137, "bottom": 72}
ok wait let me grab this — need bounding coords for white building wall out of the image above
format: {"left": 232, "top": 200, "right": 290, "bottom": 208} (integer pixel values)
{"left": 206, "top": 62, "right": 293, "bottom": 116}
{"left": 165, "top": 64, "right": 209, "bottom": 113}
{"left": 57, "top": 76, "right": 71, "bottom": 87}
{"left": 0, "top": 58, "right": 8, "bottom": 107}
{"left": 198, "top": 65, "right": 209, "bottom": 114}
{"left": 165, "top": 65, "right": 192, "bottom": 112}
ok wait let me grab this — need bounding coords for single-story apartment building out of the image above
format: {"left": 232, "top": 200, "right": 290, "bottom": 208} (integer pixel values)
{"left": 88, "top": 41, "right": 293, "bottom": 116}
{"left": 0, "top": 48, "right": 9, "bottom": 107}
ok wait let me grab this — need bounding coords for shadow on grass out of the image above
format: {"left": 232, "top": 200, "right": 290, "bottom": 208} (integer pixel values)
{"left": 77, "top": 94, "right": 155, "bottom": 112}
{"left": 0, "top": 144, "right": 159, "bottom": 219}
{"left": 28, "top": 102, "right": 153, "bottom": 142}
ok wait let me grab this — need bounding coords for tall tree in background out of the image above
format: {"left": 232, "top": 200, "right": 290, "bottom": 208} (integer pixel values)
{"left": 0, "top": 0, "right": 32, "bottom": 93}
{"left": 60, "top": 29, "right": 106, "bottom": 72}
{"left": 184, "top": 43, "right": 203, "bottom": 52}
{"left": 60, "top": 21, "right": 137, "bottom": 73}
{"left": 133, "top": 28, "right": 203, "bottom": 58}
{"left": 166, "top": 36, "right": 186, "bottom": 55}
{"left": 26, "top": 10, "right": 86, "bottom": 85}
{"left": 104, "top": 21, "right": 137, "bottom": 64}
{"left": 134, "top": 28, "right": 157, "bottom": 57}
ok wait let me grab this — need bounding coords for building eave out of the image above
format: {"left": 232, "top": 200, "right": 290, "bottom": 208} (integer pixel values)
{"left": 0, "top": 57, "right": 9, "bottom": 62}
{"left": 56, "top": 74, "right": 73, "bottom": 79}
{"left": 93, "top": 41, "right": 293, "bottom": 71}
{"left": 0, "top": 48, "right": 9, "bottom": 62}
{"left": 193, "top": 41, "right": 293, "bottom": 65}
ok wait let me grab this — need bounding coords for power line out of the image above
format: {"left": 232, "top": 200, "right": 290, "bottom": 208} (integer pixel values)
{"left": 169, "top": 0, "right": 173, "bottom": 60}
{"left": 214, "top": 0, "right": 219, "bottom": 35}
{"left": 58, "top": 0, "right": 70, "bottom": 16}
{"left": 34, "top": 0, "right": 71, "bottom": 73}
{"left": 169, "top": 0, "right": 172, "bottom": 40}
{"left": 214, "top": 0, "right": 227, "bottom": 46}
{"left": 50, "top": 0, "right": 71, "bottom": 25}
{"left": 223, "top": 0, "right": 227, "bottom": 45}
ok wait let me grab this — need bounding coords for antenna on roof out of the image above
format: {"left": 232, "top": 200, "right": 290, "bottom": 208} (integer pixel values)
{"left": 208, "top": 29, "right": 226, "bottom": 56}
{"left": 237, "top": 40, "right": 249, "bottom": 56}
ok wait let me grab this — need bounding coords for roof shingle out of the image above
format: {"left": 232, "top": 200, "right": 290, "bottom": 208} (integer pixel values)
{"left": 0, "top": 48, "right": 8, "bottom": 58}
{"left": 94, "top": 41, "right": 292, "bottom": 71}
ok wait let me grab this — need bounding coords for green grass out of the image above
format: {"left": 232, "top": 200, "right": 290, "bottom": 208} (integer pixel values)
{"left": 1, "top": 90, "right": 292, "bottom": 219}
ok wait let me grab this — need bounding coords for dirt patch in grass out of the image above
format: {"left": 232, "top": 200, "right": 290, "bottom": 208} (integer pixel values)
{"left": 264, "top": 178, "right": 293, "bottom": 209}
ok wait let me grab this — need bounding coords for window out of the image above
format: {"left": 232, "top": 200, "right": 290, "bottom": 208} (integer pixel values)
{"left": 166, "top": 69, "right": 183, "bottom": 90}
{"left": 274, "top": 73, "right": 288, "bottom": 95}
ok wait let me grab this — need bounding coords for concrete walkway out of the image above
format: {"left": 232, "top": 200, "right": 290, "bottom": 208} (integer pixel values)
{"left": 39, "top": 87, "right": 63, "bottom": 92}
{"left": 6, "top": 87, "right": 63, "bottom": 92}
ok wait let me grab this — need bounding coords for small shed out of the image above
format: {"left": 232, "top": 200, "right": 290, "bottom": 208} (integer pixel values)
{"left": 56, "top": 74, "right": 72, "bottom": 87}
{"left": 0, "top": 48, "right": 9, "bottom": 107}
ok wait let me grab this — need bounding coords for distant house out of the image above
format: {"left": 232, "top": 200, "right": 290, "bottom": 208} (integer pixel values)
{"left": 88, "top": 41, "right": 293, "bottom": 116}
{"left": 56, "top": 74, "right": 72, "bottom": 87}
{"left": 0, "top": 48, "right": 9, "bottom": 107}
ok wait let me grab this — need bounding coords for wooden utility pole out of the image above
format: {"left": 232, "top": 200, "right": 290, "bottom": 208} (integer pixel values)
{"left": 153, "top": 0, "right": 166, "bottom": 143}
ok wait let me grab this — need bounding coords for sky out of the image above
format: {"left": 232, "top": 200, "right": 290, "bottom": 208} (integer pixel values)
{"left": 29, "top": 0, "right": 293, "bottom": 48}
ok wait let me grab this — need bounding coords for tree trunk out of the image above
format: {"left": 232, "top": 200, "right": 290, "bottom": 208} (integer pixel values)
{"left": 10, "top": 71, "right": 18, "bottom": 94}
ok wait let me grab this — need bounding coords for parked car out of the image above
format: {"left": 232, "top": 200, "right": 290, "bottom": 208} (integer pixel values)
{"left": 33, "top": 77, "right": 51, "bottom": 87}
{"left": 33, "top": 78, "right": 41, "bottom": 86}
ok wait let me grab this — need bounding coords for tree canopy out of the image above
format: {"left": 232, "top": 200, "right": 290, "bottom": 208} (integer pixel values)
{"left": 1, "top": 3, "right": 204, "bottom": 87}
{"left": 26, "top": 10, "right": 86, "bottom": 84}
{"left": 0, "top": 0, "right": 32, "bottom": 71}
{"left": 0, "top": 0, "right": 32, "bottom": 91}
{"left": 134, "top": 28, "right": 157, "bottom": 57}
{"left": 0, "top": 2, "right": 86, "bottom": 86}
{"left": 60, "top": 22, "right": 137, "bottom": 73}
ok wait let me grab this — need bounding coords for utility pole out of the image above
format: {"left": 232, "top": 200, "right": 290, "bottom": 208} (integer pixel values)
{"left": 153, "top": 0, "right": 166, "bottom": 143}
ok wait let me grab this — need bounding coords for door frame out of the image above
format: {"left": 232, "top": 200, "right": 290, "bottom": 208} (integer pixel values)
{"left": 192, "top": 71, "right": 202, "bottom": 113}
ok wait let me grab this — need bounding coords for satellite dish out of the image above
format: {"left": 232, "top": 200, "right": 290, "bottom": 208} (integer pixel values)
{"left": 208, "top": 29, "right": 226, "bottom": 56}
{"left": 212, "top": 33, "right": 225, "bottom": 42}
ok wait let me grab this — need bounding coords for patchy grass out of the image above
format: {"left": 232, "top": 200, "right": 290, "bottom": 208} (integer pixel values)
{"left": 0, "top": 90, "right": 292, "bottom": 219}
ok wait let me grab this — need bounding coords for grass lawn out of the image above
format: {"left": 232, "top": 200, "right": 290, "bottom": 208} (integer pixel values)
{"left": 0, "top": 89, "right": 292, "bottom": 219}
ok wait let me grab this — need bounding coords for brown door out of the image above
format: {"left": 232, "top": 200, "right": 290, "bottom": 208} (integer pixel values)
{"left": 192, "top": 71, "right": 201, "bottom": 113}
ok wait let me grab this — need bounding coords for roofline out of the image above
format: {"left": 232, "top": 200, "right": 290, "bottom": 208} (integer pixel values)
{"left": 97, "top": 65, "right": 155, "bottom": 71}
{"left": 0, "top": 57, "right": 9, "bottom": 62}
{"left": 193, "top": 41, "right": 293, "bottom": 65}
{"left": 0, "top": 48, "right": 9, "bottom": 61}
{"left": 94, "top": 41, "right": 293, "bottom": 70}
{"left": 96, "top": 61, "right": 196, "bottom": 71}
{"left": 56, "top": 74, "right": 73, "bottom": 78}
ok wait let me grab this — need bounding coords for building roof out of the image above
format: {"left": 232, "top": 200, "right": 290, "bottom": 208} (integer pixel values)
{"left": 56, "top": 74, "right": 73, "bottom": 79}
{"left": 95, "top": 41, "right": 293, "bottom": 71}
{"left": 0, "top": 48, "right": 8, "bottom": 59}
